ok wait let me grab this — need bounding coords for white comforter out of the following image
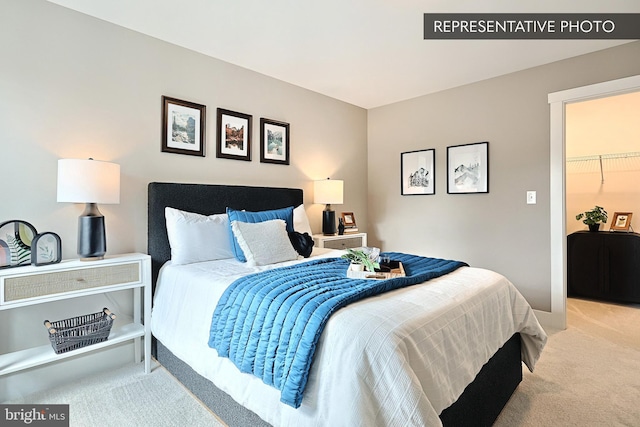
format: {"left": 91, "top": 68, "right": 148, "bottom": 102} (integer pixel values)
{"left": 151, "top": 249, "right": 547, "bottom": 427}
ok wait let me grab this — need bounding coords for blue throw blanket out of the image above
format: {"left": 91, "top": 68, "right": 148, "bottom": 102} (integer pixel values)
{"left": 208, "top": 252, "right": 467, "bottom": 408}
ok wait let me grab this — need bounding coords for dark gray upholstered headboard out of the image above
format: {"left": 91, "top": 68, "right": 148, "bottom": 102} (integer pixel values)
{"left": 147, "top": 182, "right": 303, "bottom": 294}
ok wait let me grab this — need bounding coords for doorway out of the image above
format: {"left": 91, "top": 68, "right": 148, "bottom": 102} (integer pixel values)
{"left": 547, "top": 75, "right": 640, "bottom": 330}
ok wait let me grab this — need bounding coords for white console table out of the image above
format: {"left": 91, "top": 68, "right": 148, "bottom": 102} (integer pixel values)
{"left": 0, "top": 253, "right": 151, "bottom": 378}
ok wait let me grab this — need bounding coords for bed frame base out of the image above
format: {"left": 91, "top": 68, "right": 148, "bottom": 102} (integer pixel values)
{"left": 440, "top": 332, "right": 522, "bottom": 426}
{"left": 156, "top": 333, "right": 521, "bottom": 427}
{"left": 157, "top": 342, "right": 270, "bottom": 427}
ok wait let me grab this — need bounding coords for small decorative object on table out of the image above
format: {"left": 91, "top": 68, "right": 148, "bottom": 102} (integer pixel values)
{"left": 338, "top": 218, "right": 345, "bottom": 235}
{"left": 44, "top": 308, "right": 116, "bottom": 354}
{"left": 576, "top": 205, "right": 608, "bottom": 232}
{"left": 31, "top": 232, "right": 62, "bottom": 266}
{"left": 341, "top": 212, "right": 358, "bottom": 232}
{"left": 0, "top": 220, "right": 37, "bottom": 268}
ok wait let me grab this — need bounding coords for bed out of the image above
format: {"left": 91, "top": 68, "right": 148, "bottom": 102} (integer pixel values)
{"left": 147, "top": 182, "right": 546, "bottom": 427}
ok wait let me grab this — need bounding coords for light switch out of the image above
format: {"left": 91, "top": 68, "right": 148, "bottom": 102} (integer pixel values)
{"left": 527, "top": 191, "right": 536, "bottom": 204}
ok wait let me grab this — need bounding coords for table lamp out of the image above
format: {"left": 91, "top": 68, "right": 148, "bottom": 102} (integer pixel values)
{"left": 57, "top": 158, "right": 120, "bottom": 260}
{"left": 314, "top": 178, "right": 343, "bottom": 235}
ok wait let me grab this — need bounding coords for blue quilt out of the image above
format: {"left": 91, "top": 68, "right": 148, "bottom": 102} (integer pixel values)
{"left": 208, "top": 252, "right": 467, "bottom": 408}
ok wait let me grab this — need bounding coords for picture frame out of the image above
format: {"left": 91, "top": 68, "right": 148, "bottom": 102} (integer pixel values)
{"left": 341, "top": 212, "right": 357, "bottom": 230}
{"left": 0, "top": 220, "right": 37, "bottom": 269}
{"left": 610, "top": 212, "right": 633, "bottom": 231}
{"left": 401, "top": 149, "right": 435, "bottom": 195}
{"left": 447, "top": 141, "right": 489, "bottom": 194}
{"left": 161, "top": 96, "right": 206, "bottom": 157}
{"left": 260, "top": 118, "right": 290, "bottom": 165}
{"left": 31, "top": 232, "right": 62, "bottom": 266}
{"left": 217, "top": 108, "right": 252, "bottom": 161}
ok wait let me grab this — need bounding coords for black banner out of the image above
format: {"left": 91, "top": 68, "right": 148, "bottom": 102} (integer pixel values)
{"left": 424, "top": 13, "right": 640, "bottom": 39}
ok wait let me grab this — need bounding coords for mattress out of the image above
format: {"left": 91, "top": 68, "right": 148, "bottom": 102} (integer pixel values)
{"left": 151, "top": 248, "right": 547, "bottom": 427}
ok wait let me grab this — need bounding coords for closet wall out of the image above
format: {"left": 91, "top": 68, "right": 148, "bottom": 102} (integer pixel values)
{"left": 566, "top": 91, "right": 640, "bottom": 235}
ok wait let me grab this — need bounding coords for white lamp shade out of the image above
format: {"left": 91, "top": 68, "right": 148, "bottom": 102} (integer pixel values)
{"left": 57, "top": 159, "right": 120, "bottom": 204}
{"left": 314, "top": 179, "right": 343, "bottom": 205}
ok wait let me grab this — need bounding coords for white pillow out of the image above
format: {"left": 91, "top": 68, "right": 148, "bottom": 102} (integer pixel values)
{"left": 293, "top": 204, "right": 313, "bottom": 235}
{"left": 231, "top": 219, "right": 298, "bottom": 267}
{"left": 165, "top": 207, "right": 234, "bottom": 265}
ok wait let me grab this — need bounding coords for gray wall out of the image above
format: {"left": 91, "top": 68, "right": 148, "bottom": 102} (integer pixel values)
{"left": 0, "top": 0, "right": 366, "bottom": 400}
{"left": 367, "top": 41, "right": 640, "bottom": 311}
{"left": 0, "top": 0, "right": 368, "bottom": 262}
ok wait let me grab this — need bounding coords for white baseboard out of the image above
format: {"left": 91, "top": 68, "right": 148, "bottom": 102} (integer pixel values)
{"left": 534, "top": 309, "right": 566, "bottom": 331}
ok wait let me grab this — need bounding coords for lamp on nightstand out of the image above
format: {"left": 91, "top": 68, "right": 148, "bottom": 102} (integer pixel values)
{"left": 57, "top": 158, "right": 120, "bottom": 260}
{"left": 314, "top": 178, "right": 343, "bottom": 235}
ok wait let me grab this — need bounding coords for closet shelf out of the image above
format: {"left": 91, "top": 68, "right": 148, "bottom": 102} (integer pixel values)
{"left": 566, "top": 151, "right": 640, "bottom": 184}
{"left": 566, "top": 151, "right": 640, "bottom": 163}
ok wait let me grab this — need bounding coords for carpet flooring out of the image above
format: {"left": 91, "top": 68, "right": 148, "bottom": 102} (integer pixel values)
{"left": 10, "top": 297, "right": 639, "bottom": 426}
{"left": 495, "top": 297, "right": 640, "bottom": 427}
{"left": 8, "top": 362, "right": 225, "bottom": 427}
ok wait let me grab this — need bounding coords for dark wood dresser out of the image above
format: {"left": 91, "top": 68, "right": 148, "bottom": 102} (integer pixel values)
{"left": 567, "top": 231, "right": 640, "bottom": 303}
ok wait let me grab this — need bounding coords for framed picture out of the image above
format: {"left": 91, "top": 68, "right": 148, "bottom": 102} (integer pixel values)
{"left": 610, "top": 212, "right": 633, "bottom": 231}
{"left": 161, "top": 96, "right": 206, "bottom": 157}
{"left": 216, "top": 108, "right": 252, "bottom": 161}
{"left": 447, "top": 141, "right": 489, "bottom": 194}
{"left": 260, "top": 118, "right": 290, "bottom": 165}
{"left": 341, "top": 212, "right": 357, "bottom": 230}
{"left": 0, "top": 220, "right": 37, "bottom": 269}
{"left": 401, "top": 149, "right": 435, "bottom": 195}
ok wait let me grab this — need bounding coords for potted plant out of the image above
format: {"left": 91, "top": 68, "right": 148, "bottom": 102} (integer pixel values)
{"left": 341, "top": 248, "right": 380, "bottom": 272}
{"left": 576, "top": 206, "right": 608, "bottom": 232}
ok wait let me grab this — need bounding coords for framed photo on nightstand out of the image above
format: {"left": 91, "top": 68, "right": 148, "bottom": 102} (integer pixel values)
{"left": 341, "top": 212, "right": 358, "bottom": 232}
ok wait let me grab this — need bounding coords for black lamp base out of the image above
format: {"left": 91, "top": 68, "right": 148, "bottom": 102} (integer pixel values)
{"left": 78, "top": 203, "right": 106, "bottom": 260}
{"left": 322, "top": 209, "right": 336, "bottom": 235}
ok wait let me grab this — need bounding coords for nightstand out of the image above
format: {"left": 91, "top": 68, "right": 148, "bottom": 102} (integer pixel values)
{"left": 0, "top": 253, "right": 151, "bottom": 378}
{"left": 313, "top": 232, "right": 367, "bottom": 250}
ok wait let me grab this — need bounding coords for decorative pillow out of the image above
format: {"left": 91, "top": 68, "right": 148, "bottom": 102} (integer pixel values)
{"left": 165, "top": 207, "right": 234, "bottom": 265}
{"left": 231, "top": 219, "right": 298, "bottom": 267}
{"left": 293, "top": 204, "right": 313, "bottom": 236}
{"left": 288, "top": 231, "right": 314, "bottom": 258}
{"left": 227, "top": 206, "right": 294, "bottom": 262}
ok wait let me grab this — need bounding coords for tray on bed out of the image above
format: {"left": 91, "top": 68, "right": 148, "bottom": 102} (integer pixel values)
{"left": 347, "top": 260, "right": 406, "bottom": 280}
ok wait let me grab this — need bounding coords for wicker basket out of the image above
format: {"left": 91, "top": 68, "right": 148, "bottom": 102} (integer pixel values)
{"left": 44, "top": 308, "right": 116, "bottom": 354}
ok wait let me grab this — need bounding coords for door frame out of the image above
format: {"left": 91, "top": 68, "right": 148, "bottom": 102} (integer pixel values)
{"left": 545, "top": 74, "right": 640, "bottom": 330}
